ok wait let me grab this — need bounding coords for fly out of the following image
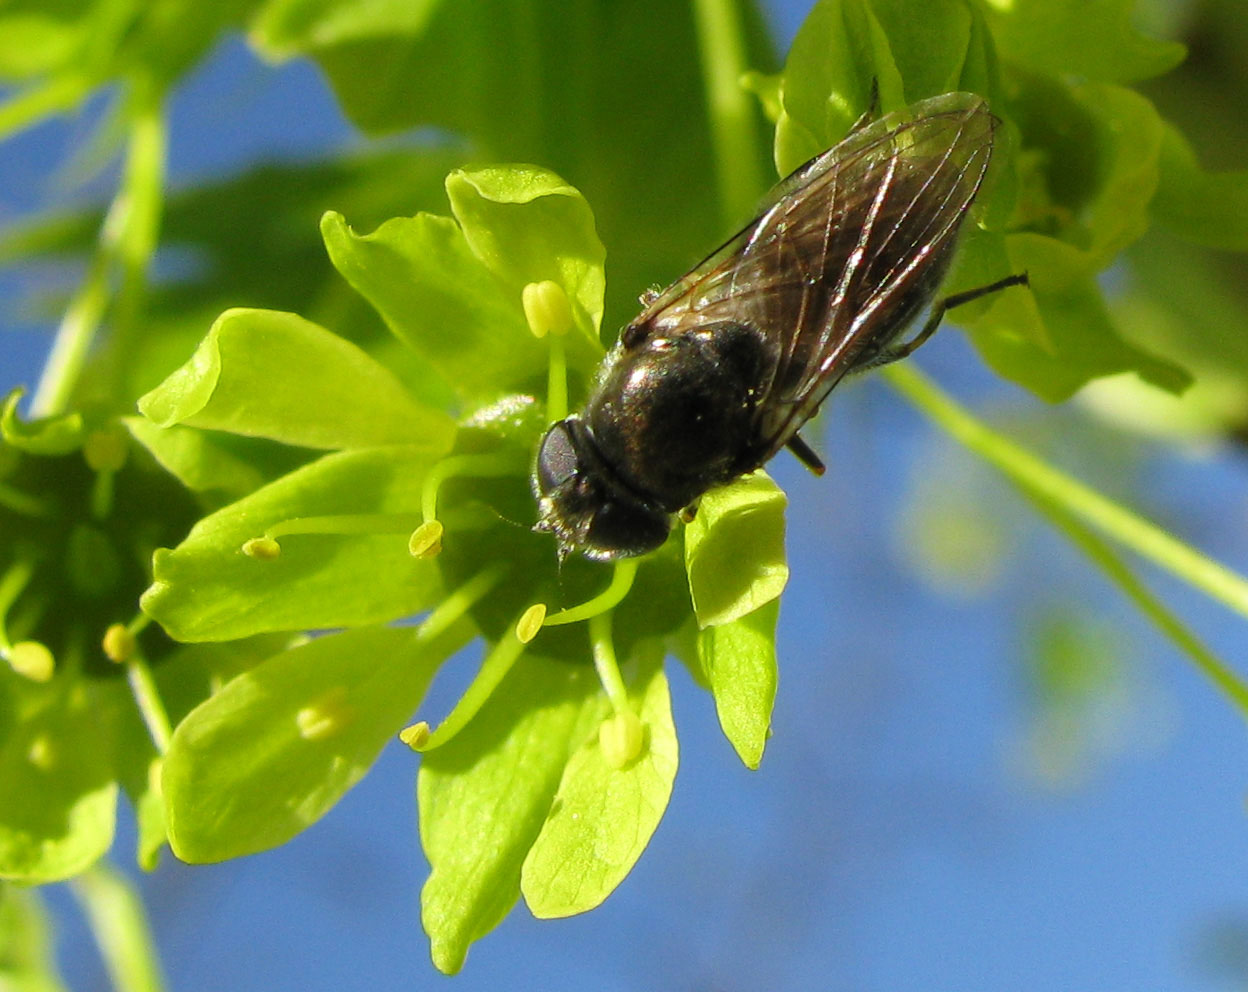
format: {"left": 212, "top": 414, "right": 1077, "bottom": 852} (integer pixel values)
{"left": 534, "top": 91, "right": 1028, "bottom": 560}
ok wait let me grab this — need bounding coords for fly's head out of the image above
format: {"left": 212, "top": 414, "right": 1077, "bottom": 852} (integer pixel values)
{"left": 533, "top": 417, "right": 670, "bottom": 561}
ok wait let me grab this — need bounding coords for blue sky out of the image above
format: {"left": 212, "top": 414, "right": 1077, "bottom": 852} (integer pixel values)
{"left": 6, "top": 5, "right": 1248, "bottom": 989}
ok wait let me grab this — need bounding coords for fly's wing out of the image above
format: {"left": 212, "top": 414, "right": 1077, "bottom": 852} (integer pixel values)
{"left": 628, "top": 91, "right": 996, "bottom": 462}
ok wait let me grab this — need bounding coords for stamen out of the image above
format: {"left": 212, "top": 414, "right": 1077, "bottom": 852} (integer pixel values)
{"left": 409, "top": 520, "right": 444, "bottom": 559}
{"left": 242, "top": 537, "right": 281, "bottom": 560}
{"left": 516, "top": 603, "right": 546, "bottom": 643}
{"left": 599, "top": 711, "right": 645, "bottom": 769}
{"left": 265, "top": 514, "right": 422, "bottom": 540}
{"left": 6, "top": 641, "right": 54, "bottom": 683}
{"left": 0, "top": 558, "right": 51, "bottom": 681}
{"left": 0, "top": 481, "right": 52, "bottom": 518}
{"left": 102, "top": 622, "right": 136, "bottom": 663}
{"left": 126, "top": 648, "right": 174, "bottom": 754}
{"left": 398, "top": 722, "right": 429, "bottom": 750}
{"left": 546, "top": 333, "right": 568, "bottom": 425}
{"left": 405, "top": 602, "right": 536, "bottom": 753}
{"left": 588, "top": 610, "right": 629, "bottom": 714}
{"left": 28, "top": 734, "right": 55, "bottom": 771}
{"left": 421, "top": 453, "right": 519, "bottom": 523}
{"left": 522, "top": 280, "right": 574, "bottom": 340}
{"left": 241, "top": 513, "right": 422, "bottom": 558}
{"left": 542, "top": 559, "right": 639, "bottom": 626}
{"left": 589, "top": 610, "right": 647, "bottom": 768}
{"left": 415, "top": 562, "right": 507, "bottom": 645}
{"left": 84, "top": 428, "right": 127, "bottom": 521}
{"left": 296, "top": 686, "right": 353, "bottom": 741}
{"left": 417, "top": 452, "right": 521, "bottom": 556}
{"left": 522, "top": 280, "right": 573, "bottom": 424}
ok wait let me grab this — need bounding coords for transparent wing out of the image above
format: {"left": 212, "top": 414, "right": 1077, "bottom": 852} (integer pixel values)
{"left": 625, "top": 91, "right": 997, "bottom": 462}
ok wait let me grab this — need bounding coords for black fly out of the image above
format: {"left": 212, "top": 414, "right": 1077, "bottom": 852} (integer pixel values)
{"left": 534, "top": 91, "right": 1028, "bottom": 561}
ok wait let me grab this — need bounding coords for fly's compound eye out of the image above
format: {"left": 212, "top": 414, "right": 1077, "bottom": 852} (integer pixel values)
{"left": 536, "top": 420, "right": 581, "bottom": 497}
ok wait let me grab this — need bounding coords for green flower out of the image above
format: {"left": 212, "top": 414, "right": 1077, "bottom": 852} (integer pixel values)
{"left": 135, "top": 164, "right": 786, "bottom": 973}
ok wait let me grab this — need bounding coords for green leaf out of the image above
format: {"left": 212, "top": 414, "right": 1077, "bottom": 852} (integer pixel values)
{"left": 0, "top": 885, "right": 67, "bottom": 992}
{"left": 419, "top": 651, "right": 608, "bottom": 974}
{"left": 164, "top": 625, "right": 456, "bottom": 862}
{"left": 520, "top": 644, "right": 676, "bottom": 919}
{"left": 136, "top": 308, "right": 455, "bottom": 452}
{"left": 741, "top": 70, "right": 782, "bottom": 125}
{"left": 0, "top": 683, "right": 117, "bottom": 883}
{"left": 113, "top": 0, "right": 256, "bottom": 93}
{"left": 1152, "top": 122, "right": 1248, "bottom": 251}
{"left": 141, "top": 446, "right": 443, "bottom": 641}
{"left": 249, "top": 0, "right": 766, "bottom": 329}
{"left": 251, "top": 0, "right": 452, "bottom": 60}
{"left": 965, "top": 232, "right": 1190, "bottom": 401}
{"left": 445, "top": 166, "right": 606, "bottom": 360}
{"left": 697, "top": 599, "right": 778, "bottom": 769}
{"left": 770, "top": 0, "right": 1007, "bottom": 177}
{"left": 868, "top": 0, "right": 977, "bottom": 101}
{"left": 684, "top": 472, "right": 788, "bottom": 628}
{"left": 322, "top": 210, "right": 547, "bottom": 401}
{"left": 774, "top": 0, "right": 901, "bottom": 171}
{"left": 1, "top": 389, "right": 84, "bottom": 455}
{"left": 1074, "top": 84, "right": 1166, "bottom": 266}
{"left": 985, "top": 0, "right": 1185, "bottom": 85}
{"left": 123, "top": 416, "right": 268, "bottom": 502}
{"left": 0, "top": 0, "right": 92, "bottom": 82}
{"left": 0, "top": 0, "right": 134, "bottom": 84}
{"left": 102, "top": 640, "right": 254, "bottom": 870}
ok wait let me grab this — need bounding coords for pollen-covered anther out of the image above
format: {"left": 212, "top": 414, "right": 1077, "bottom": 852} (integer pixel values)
{"left": 83, "top": 428, "right": 129, "bottom": 473}
{"left": 409, "top": 520, "right": 444, "bottom": 559}
{"left": 522, "top": 280, "right": 574, "bottom": 339}
{"left": 516, "top": 603, "right": 546, "bottom": 643}
{"left": 295, "top": 686, "right": 354, "bottom": 741}
{"left": 102, "top": 623, "right": 136, "bottom": 663}
{"left": 399, "top": 721, "right": 430, "bottom": 750}
{"left": 6, "top": 640, "right": 54, "bottom": 682}
{"left": 598, "top": 711, "right": 646, "bottom": 769}
{"left": 28, "top": 733, "right": 55, "bottom": 771}
{"left": 242, "top": 536, "right": 281, "bottom": 560}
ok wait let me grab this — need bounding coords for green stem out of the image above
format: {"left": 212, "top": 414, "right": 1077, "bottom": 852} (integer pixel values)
{"left": 416, "top": 563, "right": 507, "bottom": 645}
{"left": 103, "top": 84, "right": 167, "bottom": 398}
{"left": 264, "top": 513, "right": 423, "bottom": 540}
{"left": 30, "top": 242, "right": 112, "bottom": 417}
{"left": 413, "top": 602, "right": 535, "bottom": 753}
{"left": 0, "top": 558, "right": 35, "bottom": 622}
{"left": 690, "top": 0, "right": 765, "bottom": 224}
{"left": 884, "top": 363, "right": 1248, "bottom": 622}
{"left": 71, "top": 862, "right": 167, "bottom": 992}
{"left": 1028, "top": 488, "right": 1248, "bottom": 717}
{"left": 589, "top": 610, "right": 630, "bottom": 714}
{"left": 421, "top": 452, "right": 520, "bottom": 522}
{"left": 0, "top": 482, "right": 51, "bottom": 518}
{"left": 547, "top": 334, "right": 568, "bottom": 424}
{"left": 30, "top": 79, "right": 167, "bottom": 417}
{"left": 543, "top": 559, "right": 640, "bottom": 626}
{"left": 0, "top": 75, "right": 91, "bottom": 142}
{"left": 127, "top": 650, "right": 174, "bottom": 754}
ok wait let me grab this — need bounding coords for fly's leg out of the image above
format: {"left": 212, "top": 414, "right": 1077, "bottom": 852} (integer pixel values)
{"left": 874, "top": 271, "right": 1030, "bottom": 366}
{"left": 786, "top": 434, "right": 827, "bottom": 476}
{"left": 849, "top": 78, "right": 882, "bottom": 132}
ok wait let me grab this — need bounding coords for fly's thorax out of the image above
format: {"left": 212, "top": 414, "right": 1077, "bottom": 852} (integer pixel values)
{"left": 533, "top": 416, "right": 670, "bottom": 560}
{"left": 585, "top": 321, "right": 770, "bottom": 511}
